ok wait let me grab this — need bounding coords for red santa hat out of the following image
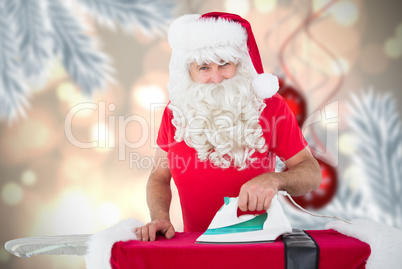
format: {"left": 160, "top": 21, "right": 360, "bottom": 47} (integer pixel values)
{"left": 167, "top": 12, "right": 279, "bottom": 101}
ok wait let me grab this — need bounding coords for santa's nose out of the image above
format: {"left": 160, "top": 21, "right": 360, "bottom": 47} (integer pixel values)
{"left": 210, "top": 69, "right": 224, "bottom": 83}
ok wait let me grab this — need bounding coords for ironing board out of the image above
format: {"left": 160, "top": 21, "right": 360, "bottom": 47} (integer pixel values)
{"left": 4, "top": 234, "right": 90, "bottom": 257}
{"left": 110, "top": 229, "right": 371, "bottom": 269}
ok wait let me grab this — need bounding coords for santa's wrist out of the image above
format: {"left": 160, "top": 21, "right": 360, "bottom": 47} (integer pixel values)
{"left": 150, "top": 210, "right": 170, "bottom": 222}
{"left": 266, "top": 172, "right": 285, "bottom": 193}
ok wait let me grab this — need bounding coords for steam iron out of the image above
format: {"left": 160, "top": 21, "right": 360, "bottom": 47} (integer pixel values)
{"left": 196, "top": 194, "right": 292, "bottom": 243}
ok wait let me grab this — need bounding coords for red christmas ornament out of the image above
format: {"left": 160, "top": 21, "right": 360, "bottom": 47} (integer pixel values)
{"left": 289, "top": 157, "right": 338, "bottom": 210}
{"left": 278, "top": 78, "right": 308, "bottom": 127}
{"left": 277, "top": 78, "right": 338, "bottom": 210}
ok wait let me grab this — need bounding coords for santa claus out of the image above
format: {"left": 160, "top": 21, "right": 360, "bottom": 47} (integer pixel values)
{"left": 134, "top": 12, "right": 321, "bottom": 239}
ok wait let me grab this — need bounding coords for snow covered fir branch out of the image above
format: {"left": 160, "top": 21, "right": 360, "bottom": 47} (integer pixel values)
{"left": 282, "top": 89, "right": 402, "bottom": 230}
{"left": 0, "top": 0, "right": 175, "bottom": 121}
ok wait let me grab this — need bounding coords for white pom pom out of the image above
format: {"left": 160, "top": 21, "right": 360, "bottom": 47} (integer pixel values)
{"left": 252, "top": 73, "right": 279, "bottom": 99}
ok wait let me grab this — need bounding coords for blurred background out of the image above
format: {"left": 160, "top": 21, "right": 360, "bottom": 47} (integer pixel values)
{"left": 1, "top": 0, "right": 401, "bottom": 268}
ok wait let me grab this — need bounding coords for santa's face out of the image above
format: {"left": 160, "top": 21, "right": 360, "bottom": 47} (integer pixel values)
{"left": 189, "top": 61, "right": 237, "bottom": 84}
{"left": 169, "top": 60, "right": 267, "bottom": 170}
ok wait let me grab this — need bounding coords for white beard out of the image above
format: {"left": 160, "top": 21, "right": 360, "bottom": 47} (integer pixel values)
{"left": 169, "top": 72, "right": 267, "bottom": 170}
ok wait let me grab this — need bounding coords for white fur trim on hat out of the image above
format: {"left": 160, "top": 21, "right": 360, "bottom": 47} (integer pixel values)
{"left": 326, "top": 219, "right": 402, "bottom": 269}
{"left": 85, "top": 218, "right": 143, "bottom": 269}
{"left": 252, "top": 73, "right": 279, "bottom": 99}
{"left": 168, "top": 14, "right": 247, "bottom": 53}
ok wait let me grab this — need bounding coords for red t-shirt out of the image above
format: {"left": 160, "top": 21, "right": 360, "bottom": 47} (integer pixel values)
{"left": 157, "top": 93, "right": 307, "bottom": 232}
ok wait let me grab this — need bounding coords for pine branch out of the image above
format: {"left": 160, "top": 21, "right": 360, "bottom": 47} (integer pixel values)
{"left": 348, "top": 89, "right": 402, "bottom": 228}
{"left": 74, "top": 0, "right": 176, "bottom": 35}
{"left": 47, "top": 0, "right": 114, "bottom": 96}
{"left": 8, "top": 0, "right": 53, "bottom": 84}
{"left": 0, "top": 0, "right": 29, "bottom": 120}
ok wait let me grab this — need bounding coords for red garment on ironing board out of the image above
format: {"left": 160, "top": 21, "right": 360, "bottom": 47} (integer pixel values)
{"left": 157, "top": 93, "right": 308, "bottom": 232}
{"left": 110, "top": 230, "right": 370, "bottom": 269}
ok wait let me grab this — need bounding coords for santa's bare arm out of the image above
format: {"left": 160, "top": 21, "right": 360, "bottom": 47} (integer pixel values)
{"left": 238, "top": 147, "right": 321, "bottom": 211}
{"left": 280, "top": 146, "right": 322, "bottom": 195}
{"left": 134, "top": 147, "right": 175, "bottom": 241}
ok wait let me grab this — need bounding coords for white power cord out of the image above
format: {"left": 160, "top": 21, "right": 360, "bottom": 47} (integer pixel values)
{"left": 277, "top": 191, "right": 352, "bottom": 224}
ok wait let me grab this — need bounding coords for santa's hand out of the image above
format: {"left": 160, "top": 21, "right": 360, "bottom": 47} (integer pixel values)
{"left": 238, "top": 174, "right": 279, "bottom": 212}
{"left": 134, "top": 220, "right": 175, "bottom": 241}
